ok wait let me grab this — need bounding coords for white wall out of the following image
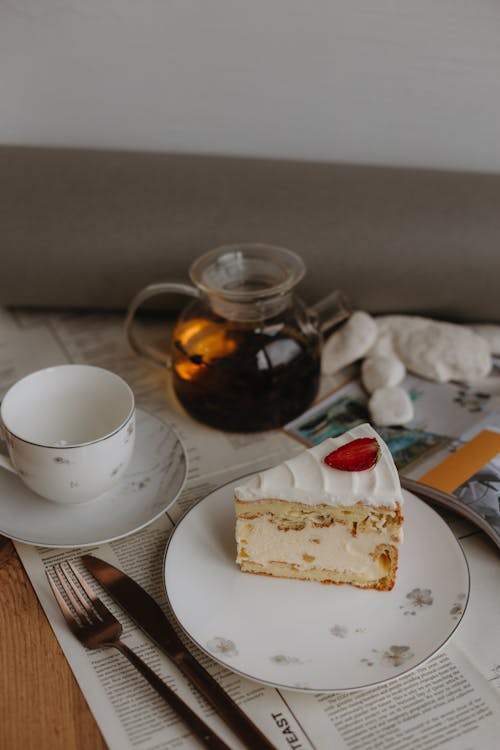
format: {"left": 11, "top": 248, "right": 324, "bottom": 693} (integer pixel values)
{"left": 1, "top": 0, "right": 500, "bottom": 172}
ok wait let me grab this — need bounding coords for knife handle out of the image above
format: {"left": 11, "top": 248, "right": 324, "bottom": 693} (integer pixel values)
{"left": 115, "top": 642, "right": 232, "bottom": 750}
{"left": 176, "top": 651, "right": 278, "bottom": 750}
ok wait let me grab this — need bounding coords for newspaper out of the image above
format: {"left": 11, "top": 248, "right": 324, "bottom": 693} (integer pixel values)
{"left": 2, "top": 307, "right": 500, "bottom": 749}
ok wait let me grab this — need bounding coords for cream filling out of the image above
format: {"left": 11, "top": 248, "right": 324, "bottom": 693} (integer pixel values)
{"left": 236, "top": 516, "right": 401, "bottom": 579}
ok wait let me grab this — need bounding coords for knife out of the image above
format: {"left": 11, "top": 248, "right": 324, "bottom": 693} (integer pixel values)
{"left": 82, "top": 554, "right": 278, "bottom": 750}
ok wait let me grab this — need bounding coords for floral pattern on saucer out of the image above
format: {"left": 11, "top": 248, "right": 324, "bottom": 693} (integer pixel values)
{"left": 270, "top": 654, "right": 307, "bottom": 666}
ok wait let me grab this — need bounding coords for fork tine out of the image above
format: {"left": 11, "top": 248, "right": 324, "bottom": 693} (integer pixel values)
{"left": 62, "top": 562, "right": 95, "bottom": 613}
{"left": 46, "top": 572, "right": 81, "bottom": 636}
{"left": 67, "top": 560, "right": 113, "bottom": 621}
{"left": 59, "top": 561, "right": 91, "bottom": 613}
{"left": 68, "top": 560, "right": 99, "bottom": 602}
{"left": 55, "top": 564, "right": 93, "bottom": 624}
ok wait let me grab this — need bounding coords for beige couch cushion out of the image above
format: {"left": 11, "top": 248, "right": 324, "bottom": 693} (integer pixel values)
{"left": 1, "top": 146, "right": 498, "bottom": 322}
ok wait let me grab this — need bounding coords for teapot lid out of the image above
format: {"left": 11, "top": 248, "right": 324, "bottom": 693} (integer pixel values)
{"left": 189, "top": 244, "right": 305, "bottom": 302}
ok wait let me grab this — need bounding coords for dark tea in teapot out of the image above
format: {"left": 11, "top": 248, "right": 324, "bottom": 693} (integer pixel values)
{"left": 171, "top": 309, "right": 321, "bottom": 432}
{"left": 126, "top": 244, "right": 350, "bottom": 432}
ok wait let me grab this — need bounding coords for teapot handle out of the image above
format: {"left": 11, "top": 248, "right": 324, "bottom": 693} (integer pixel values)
{"left": 125, "top": 281, "right": 200, "bottom": 368}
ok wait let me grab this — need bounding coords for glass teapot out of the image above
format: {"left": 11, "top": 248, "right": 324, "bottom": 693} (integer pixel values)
{"left": 125, "top": 244, "right": 350, "bottom": 432}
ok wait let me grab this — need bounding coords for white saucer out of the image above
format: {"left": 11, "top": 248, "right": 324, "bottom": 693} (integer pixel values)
{"left": 164, "top": 481, "right": 470, "bottom": 693}
{"left": 0, "top": 409, "right": 187, "bottom": 548}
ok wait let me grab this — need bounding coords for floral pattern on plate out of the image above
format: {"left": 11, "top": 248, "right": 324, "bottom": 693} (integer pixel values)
{"left": 207, "top": 637, "right": 238, "bottom": 658}
{"left": 330, "top": 624, "right": 366, "bottom": 638}
{"left": 362, "top": 645, "right": 415, "bottom": 668}
{"left": 400, "top": 587, "right": 433, "bottom": 615}
{"left": 450, "top": 593, "right": 467, "bottom": 619}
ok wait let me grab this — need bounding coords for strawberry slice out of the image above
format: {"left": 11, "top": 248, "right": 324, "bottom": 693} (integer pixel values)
{"left": 324, "top": 437, "right": 380, "bottom": 471}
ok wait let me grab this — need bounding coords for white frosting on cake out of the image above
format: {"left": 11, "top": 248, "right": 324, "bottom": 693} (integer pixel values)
{"left": 234, "top": 423, "right": 403, "bottom": 508}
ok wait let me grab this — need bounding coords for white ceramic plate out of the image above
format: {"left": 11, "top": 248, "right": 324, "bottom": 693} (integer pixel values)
{"left": 0, "top": 409, "right": 187, "bottom": 547}
{"left": 164, "top": 481, "right": 470, "bottom": 693}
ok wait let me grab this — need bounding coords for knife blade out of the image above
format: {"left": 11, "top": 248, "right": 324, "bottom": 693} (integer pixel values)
{"left": 81, "top": 554, "right": 277, "bottom": 750}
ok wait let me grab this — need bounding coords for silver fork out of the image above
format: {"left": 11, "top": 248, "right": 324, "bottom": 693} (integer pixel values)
{"left": 47, "top": 561, "right": 232, "bottom": 750}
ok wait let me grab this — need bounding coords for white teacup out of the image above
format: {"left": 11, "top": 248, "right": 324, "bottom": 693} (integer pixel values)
{"left": 0, "top": 365, "right": 136, "bottom": 504}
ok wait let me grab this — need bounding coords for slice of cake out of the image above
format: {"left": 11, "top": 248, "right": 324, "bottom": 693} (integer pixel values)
{"left": 234, "top": 424, "right": 404, "bottom": 591}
